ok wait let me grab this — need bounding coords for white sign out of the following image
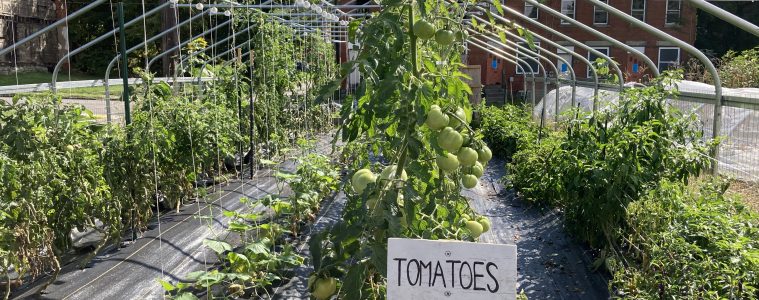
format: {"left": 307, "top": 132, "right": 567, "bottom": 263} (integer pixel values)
{"left": 387, "top": 238, "right": 517, "bottom": 300}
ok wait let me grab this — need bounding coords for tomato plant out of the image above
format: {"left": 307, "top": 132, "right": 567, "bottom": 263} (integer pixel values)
{"left": 308, "top": 0, "right": 499, "bottom": 297}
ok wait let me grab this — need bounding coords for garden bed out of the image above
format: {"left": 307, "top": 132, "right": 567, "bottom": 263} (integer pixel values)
{"left": 9, "top": 135, "right": 339, "bottom": 299}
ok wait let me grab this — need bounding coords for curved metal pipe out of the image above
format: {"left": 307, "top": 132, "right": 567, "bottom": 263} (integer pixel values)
{"left": 470, "top": 34, "right": 559, "bottom": 127}
{"left": 465, "top": 6, "right": 596, "bottom": 108}
{"left": 467, "top": 39, "right": 536, "bottom": 105}
{"left": 521, "top": 0, "right": 659, "bottom": 78}
{"left": 585, "top": 0, "right": 723, "bottom": 173}
{"left": 686, "top": 0, "right": 759, "bottom": 38}
{"left": 468, "top": 15, "right": 577, "bottom": 120}
{"left": 470, "top": 36, "right": 547, "bottom": 107}
{"left": 102, "top": 9, "right": 211, "bottom": 123}
{"left": 488, "top": 2, "right": 621, "bottom": 110}
{"left": 51, "top": 1, "right": 172, "bottom": 91}
{"left": 145, "top": 18, "right": 234, "bottom": 70}
{"left": 0, "top": 0, "right": 108, "bottom": 57}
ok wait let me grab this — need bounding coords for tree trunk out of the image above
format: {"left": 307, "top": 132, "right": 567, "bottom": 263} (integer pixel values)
{"left": 160, "top": 0, "right": 179, "bottom": 76}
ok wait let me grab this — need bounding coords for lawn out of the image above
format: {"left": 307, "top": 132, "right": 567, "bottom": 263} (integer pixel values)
{"left": 0, "top": 71, "right": 100, "bottom": 86}
{"left": 0, "top": 71, "right": 125, "bottom": 100}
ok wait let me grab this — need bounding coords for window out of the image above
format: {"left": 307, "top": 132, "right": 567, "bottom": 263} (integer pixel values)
{"left": 557, "top": 46, "right": 574, "bottom": 75}
{"left": 560, "top": 0, "right": 575, "bottom": 24}
{"left": 594, "top": 0, "right": 608, "bottom": 25}
{"left": 516, "top": 42, "right": 540, "bottom": 74}
{"left": 524, "top": 3, "right": 538, "bottom": 20}
{"left": 665, "top": 0, "right": 681, "bottom": 25}
{"left": 587, "top": 46, "right": 610, "bottom": 78}
{"left": 658, "top": 47, "right": 680, "bottom": 70}
{"left": 631, "top": 0, "right": 645, "bottom": 21}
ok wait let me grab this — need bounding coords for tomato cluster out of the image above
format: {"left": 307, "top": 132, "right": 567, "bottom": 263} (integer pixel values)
{"left": 426, "top": 105, "right": 492, "bottom": 190}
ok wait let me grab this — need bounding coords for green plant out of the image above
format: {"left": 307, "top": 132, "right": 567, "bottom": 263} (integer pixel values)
{"left": 684, "top": 47, "right": 759, "bottom": 88}
{"left": 476, "top": 103, "right": 537, "bottom": 160}
{"left": 0, "top": 94, "right": 116, "bottom": 291}
{"left": 306, "top": 0, "right": 520, "bottom": 297}
{"left": 612, "top": 178, "right": 758, "bottom": 298}
{"left": 509, "top": 71, "right": 715, "bottom": 248}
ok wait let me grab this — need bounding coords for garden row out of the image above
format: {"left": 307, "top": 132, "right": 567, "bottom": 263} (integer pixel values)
{"left": 1, "top": 18, "right": 337, "bottom": 299}
{"left": 477, "top": 71, "right": 758, "bottom": 298}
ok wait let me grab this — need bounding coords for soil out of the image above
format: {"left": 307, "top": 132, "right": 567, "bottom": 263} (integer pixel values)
{"left": 727, "top": 179, "right": 759, "bottom": 213}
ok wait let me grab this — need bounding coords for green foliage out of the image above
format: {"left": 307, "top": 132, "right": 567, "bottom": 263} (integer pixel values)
{"left": 476, "top": 104, "right": 537, "bottom": 160}
{"left": 508, "top": 72, "right": 715, "bottom": 247}
{"left": 716, "top": 47, "right": 759, "bottom": 88}
{"left": 612, "top": 178, "right": 758, "bottom": 298}
{"left": 685, "top": 47, "right": 759, "bottom": 88}
{"left": 166, "top": 151, "right": 339, "bottom": 298}
{"left": 308, "top": 0, "right": 504, "bottom": 297}
{"left": 0, "top": 95, "right": 114, "bottom": 279}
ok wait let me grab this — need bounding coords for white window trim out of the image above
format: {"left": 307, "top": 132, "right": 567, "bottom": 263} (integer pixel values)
{"left": 557, "top": 46, "right": 574, "bottom": 75}
{"left": 594, "top": 0, "right": 609, "bottom": 25}
{"left": 524, "top": 3, "right": 539, "bottom": 20}
{"left": 665, "top": 0, "right": 681, "bottom": 25}
{"left": 516, "top": 41, "right": 541, "bottom": 75}
{"left": 658, "top": 47, "right": 680, "bottom": 70}
{"left": 631, "top": 0, "right": 646, "bottom": 22}
{"left": 560, "top": 0, "right": 575, "bottom": 25}
{"left": 587, "top": 46, "right": 610, "bottom": 78}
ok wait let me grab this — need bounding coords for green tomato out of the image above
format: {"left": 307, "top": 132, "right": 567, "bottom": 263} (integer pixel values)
{"left": 462, "top": 174, "right": 478, "bottom": 189}
{"left": 462, "top": 131, "right": 471, "bottom": 146}
{"left": 312, "top": 277, "right": 337, "bottom": 300}
{"left": 425, "top": 105, "right": 449, "bottom": 130}
{"left": 351, "top": 168, "right": 376, "bottom": 194}
{"left": 465, "top": 220, "right": 484, "bottom": 238}
{"left": 457, "top": 147, "right": 478, "bottom": 167}
{"left": 379, "top": 165, "right": 408, "bottom": 182}
{"left": 437, "top": 127, "right": 463, "bottom": 153}
{"left": 435, "top": 29, "right": 455, "bottom": 45}
{"left": 436, "top": 153, "right": 460, "bottom": 172}
{"left": 478, "top": 216, "right": 491, "bottom": 232}
{"left": 471, "top": 161, "right": 484, "bottom": 178}
{"left": 65, "top": 145, "right": 75, "bottom": 152}
{"left": 477, "top": 145, "right": 493, "bottom": 163}
{"left": 413, "top": 20, "right": 436, "bottom": 39}
{"left": 448, "top": 107, "right": 468, "bottom": 128}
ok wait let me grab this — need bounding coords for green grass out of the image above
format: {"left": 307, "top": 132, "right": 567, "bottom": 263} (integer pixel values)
{"left": 0, "top": 71, "right": 125, "bottom": 100}
{"left": 0, "top": 71, "right": 100, "bottom": 86}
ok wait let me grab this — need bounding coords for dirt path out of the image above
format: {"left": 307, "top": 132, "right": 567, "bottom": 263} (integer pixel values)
{"left": 464, "top": 157, "right": 609, "bottom": 299}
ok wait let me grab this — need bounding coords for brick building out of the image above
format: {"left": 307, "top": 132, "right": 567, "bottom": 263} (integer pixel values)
{"left": 466, "top": 0, "right": 696, "bottom": 95}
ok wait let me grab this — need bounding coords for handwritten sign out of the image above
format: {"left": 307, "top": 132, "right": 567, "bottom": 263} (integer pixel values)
{"left": 387, "top": 238, "right": 517, "bottom": 300}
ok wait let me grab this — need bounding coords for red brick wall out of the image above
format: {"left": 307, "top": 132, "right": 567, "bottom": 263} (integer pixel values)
{"left": 467, "top": 0, "right": 697, "bottom": 88}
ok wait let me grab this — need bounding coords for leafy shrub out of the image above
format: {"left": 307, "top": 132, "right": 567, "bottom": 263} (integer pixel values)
{"left": 0, "top": 95, "right": 115, "bottom": 280}
{"left": 477, "top": 104, "right": 537, "bottom": 160}
{"left": 613, "top": 178, "right": 759, "bottom": 298}
{"left": 684, "top": 47, "right": 759, "bottom": 88}
{"left": 508, "top": 72, "right": 715, "bottom": 247}
{"left": 506, "top": 130, "right": 566, "bottom": 207}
